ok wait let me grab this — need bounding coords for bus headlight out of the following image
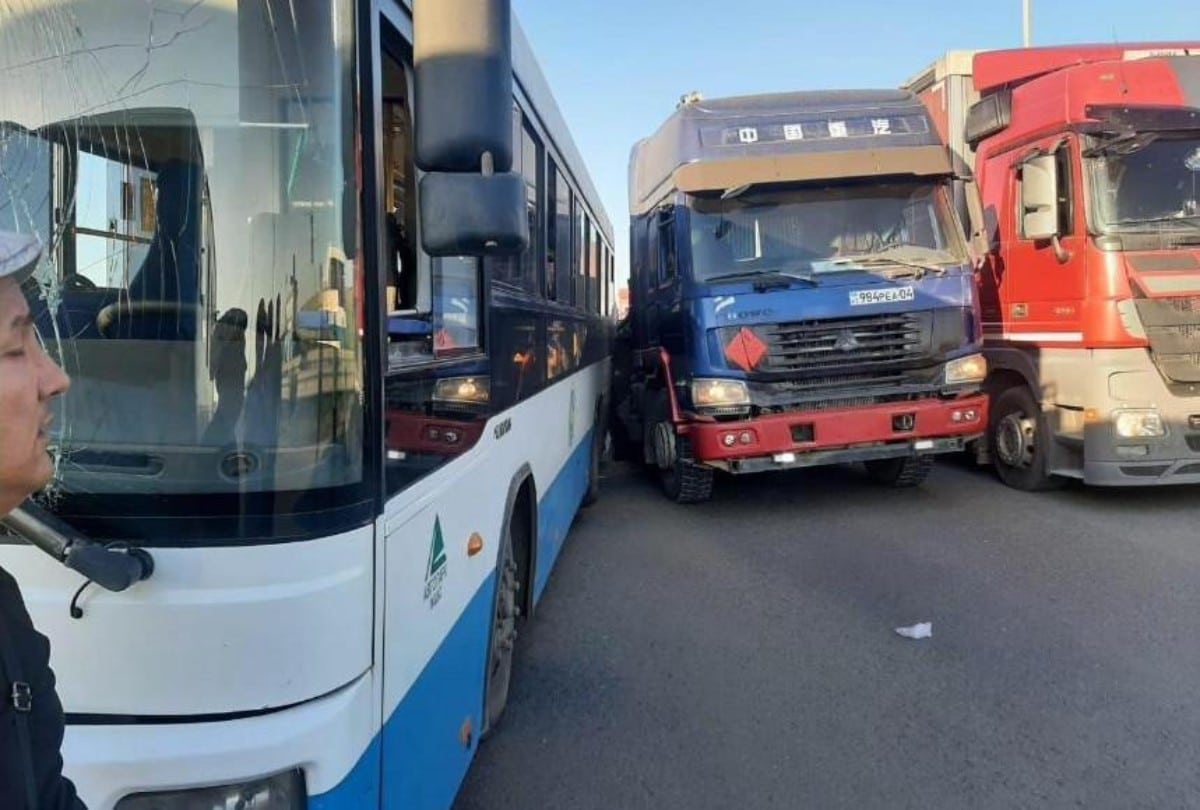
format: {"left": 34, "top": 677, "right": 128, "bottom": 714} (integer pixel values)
{"left": 115, "top": 769, "right": 305, "bottom": 809}
{"left": 692, "top": 378, "right": 750, "bottom": 409}
{"left": 944, "top": 353, "right": 987, "bottom": 385}
{"left": 432, "top": 376, "right": 491, "bottom": 405}
{"left": 1114, "top": 409, "right": 1165, "bottom": 438}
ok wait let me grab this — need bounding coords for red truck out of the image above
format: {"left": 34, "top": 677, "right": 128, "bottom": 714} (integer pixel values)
{"left": 905, "top": 44, "right": 1200, "bottom": 489}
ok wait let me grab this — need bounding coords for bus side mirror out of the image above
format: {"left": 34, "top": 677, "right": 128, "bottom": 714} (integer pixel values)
{"left": 413, "top": 0, "right": 527, "bottom": 257}
{"left": 419, "top": 172, "right": 526, "bottom": 256}
{"left": 1020, "top": 154, "right": 1059, "bottom": 241}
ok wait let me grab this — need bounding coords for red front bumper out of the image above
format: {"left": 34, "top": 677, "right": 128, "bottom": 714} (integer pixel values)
{"left": 686, "top": 395, "right": 988, "bottom": 466}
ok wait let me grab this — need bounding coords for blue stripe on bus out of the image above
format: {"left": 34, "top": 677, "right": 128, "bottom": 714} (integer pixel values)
{"left": 379, "top": 572, "right": 495, "bottom": 810}
{"left": 534, "top": 428, "right": 594, "bottom": 603}
{"left": 311, "top": 428, "right": 595, "bottom": 809}
{"left": 309, "top": 735, "right": 381, "bottom": 810}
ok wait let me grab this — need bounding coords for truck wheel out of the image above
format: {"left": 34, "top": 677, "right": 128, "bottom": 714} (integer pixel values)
{"left": 865, "top": 455, "right": 934, "bottom": 487}
{"left": 661, "top": 436, "right": 715, "bottom": 504}
{"left": 991, "top": 386, "right": 1063, "bottom": 491}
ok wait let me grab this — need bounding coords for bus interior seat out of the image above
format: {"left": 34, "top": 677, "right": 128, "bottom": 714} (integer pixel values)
{"left": 42, "top": 159, "right": 203, "bottom": 342}
{"left": 121, "top": 159, "right": 201, "bottom": 340}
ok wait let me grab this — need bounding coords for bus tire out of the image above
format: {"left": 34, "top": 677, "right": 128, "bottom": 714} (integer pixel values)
{"left": 991, "top": 385, "right": 1064, "bottom": 492}
{"left": 661, "top": 436, "right": 714, "bottom": 504}
{"left": 865, "top": 455, "right": 934, "bottom": 487}
{"left": 484, "top": 511, "right": 521, "bottom": 734}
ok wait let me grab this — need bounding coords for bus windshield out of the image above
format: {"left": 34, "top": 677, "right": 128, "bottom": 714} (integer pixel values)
{"left": 0, "top": 1, "right": 367, "bottom": 543}
{"left": 686, "top": 181, "right": 966, "bottom": 282}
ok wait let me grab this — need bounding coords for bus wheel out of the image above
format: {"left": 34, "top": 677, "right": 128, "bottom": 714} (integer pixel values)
{"left": 991, "top": 386, "right": 1063, "bottom": 491}
{"left": 865, "top": 455, "right": 934, "bottom": 487}
{"left": 484, "top": 517, "right": 520, "bottom": 732}
{"left": 660, "top": 435, "right": 714, "bottom": 504}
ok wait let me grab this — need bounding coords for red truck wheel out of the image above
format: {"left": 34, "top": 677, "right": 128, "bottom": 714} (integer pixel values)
{"left": 990, "top": 386, "right": 1063, "bottom": 492}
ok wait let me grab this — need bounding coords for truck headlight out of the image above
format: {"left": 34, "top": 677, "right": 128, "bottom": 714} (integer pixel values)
{"left": 691, "top": 378, "right": 751, "bottom": 409}
{"left": 432, "top": 375, "right": 490, "bottom": 405}
{"left": 944, "top": 353, "right": 987, "bottom": 385}
{"left": 115, "top": 769, "right": 305, "bottom": 809}
{"left": 1114, "top": 409, "right": 1165, "bottom": 438}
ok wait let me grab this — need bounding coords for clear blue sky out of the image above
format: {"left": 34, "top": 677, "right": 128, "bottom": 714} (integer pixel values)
{"left": 512, "top": 0, "right": 1199, "bottom": 285}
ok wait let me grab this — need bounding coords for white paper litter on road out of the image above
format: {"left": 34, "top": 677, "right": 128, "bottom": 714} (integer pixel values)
{"left": 895, "top": 622, "right": 932, "bottom": 640}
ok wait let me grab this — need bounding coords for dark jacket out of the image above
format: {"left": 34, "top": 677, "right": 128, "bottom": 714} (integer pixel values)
{"left": 0, "top": 566, "right": 86, "bottom": 810}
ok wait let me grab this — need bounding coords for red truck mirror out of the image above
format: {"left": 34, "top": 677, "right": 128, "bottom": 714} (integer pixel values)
{"left": 1020, "top": 153, "right": 1059, "bottom": 240}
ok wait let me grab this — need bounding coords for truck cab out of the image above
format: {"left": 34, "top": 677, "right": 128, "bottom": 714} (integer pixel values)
{"left": 907, "top": 44, "right": 1200, "bottom": 489}
{"left": 614, "top": 90, "right": 989, "bottom": 502}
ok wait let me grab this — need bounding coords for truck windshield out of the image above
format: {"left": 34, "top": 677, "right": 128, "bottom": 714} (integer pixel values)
{"left": 1089, "top": 135, "right": 1200, "bottom": 232}
{"left": 0, "top": 1, "right": 366, "bottom": 544}
{"left": 687, "top": 182, "right": 965, "bottom": 282}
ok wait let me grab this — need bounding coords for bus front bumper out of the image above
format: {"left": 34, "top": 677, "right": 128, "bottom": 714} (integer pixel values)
{"left": 65, "top": 673, "right": 375, "bottom": 809}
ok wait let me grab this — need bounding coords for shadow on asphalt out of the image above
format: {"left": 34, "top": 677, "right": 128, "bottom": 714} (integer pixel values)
{"left": 610, "top": 453, "right": 1200, "bottom": 517}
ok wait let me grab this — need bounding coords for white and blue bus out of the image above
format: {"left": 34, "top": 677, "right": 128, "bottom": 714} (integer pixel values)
{"left": 0, "top": 1, "right": 615, "bottom": 807}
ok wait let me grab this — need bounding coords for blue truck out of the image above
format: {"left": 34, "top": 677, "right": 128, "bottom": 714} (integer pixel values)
{"left": 613, "top": 90, "right": 990, "bottom": 502}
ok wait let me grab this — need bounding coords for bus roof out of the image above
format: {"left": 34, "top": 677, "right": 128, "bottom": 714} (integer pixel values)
{"left": 628, "top": 89, "right": 942, "bottom": 215}
{"left": 510, "top": 17, "right": 613, "bottom": 242}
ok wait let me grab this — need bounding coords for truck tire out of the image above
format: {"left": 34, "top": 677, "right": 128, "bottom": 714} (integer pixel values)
{"left": 661, "top": 435, "right": 715, "bottom": 504}
{"left": 990, "top": 385, "right": 1064, "bottom": 492}
{"left": 865, "top": 455, "right": 934, "bottom": 487}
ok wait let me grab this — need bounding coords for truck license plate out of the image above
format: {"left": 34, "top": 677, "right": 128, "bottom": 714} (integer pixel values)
{"left": 849, "top": 286, "right": 915, "bottom": 307}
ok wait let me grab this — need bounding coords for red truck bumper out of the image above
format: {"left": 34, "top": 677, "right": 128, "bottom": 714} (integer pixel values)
{"left": 685, "top": 395, "right": 988, "bottom": 474}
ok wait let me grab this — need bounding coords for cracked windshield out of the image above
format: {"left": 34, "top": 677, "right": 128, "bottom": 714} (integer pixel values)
{"left": 0, "top": 1, "right": 363, "bottom": 541}
{"left": 2, "top": 2, "right": 1200, "bottom": 810}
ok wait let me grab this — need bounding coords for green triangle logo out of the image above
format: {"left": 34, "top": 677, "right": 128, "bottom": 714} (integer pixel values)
{"left": 427, "top": 517, "right": 448, "bottom": 579}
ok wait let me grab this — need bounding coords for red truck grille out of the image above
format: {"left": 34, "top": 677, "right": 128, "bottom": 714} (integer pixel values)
{"left": 1136, "top": 297, "right": 1200, "bottom": 383}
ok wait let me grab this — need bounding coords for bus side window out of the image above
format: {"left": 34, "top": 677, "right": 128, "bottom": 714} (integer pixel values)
{"left": 554, "top": 170, "right": 573, "bottom": 305}
{"left": 381, "top": 54, "right": 417, "bottom": 314}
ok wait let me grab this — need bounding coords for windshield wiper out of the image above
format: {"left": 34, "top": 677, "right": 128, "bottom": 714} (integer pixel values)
{"left": 705, "top": 269, "right": 818, "bottom": 288}
{"left": 830, "top": 254, "right": 942, "bottom": 278}
{"left": 1, "top": 501, "right": 154, "bottom": 593}
{"left": 1109, "top": 213, "right": 1200, "bottom": 230}
{"left": 829, "top": 243, "right": 957, "bottom": 278}
{"left": 1083, "top": 132, "right": 1160, "bottom": 157}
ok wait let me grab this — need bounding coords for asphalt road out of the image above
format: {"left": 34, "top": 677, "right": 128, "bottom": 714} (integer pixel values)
{"left": 455, "top": 459, "right": 1200, "bottom": 810}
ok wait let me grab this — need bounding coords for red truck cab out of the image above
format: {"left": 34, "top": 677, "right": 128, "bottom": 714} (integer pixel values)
{"left": 907, "top": 45, "right": 1200, "bottom": 489}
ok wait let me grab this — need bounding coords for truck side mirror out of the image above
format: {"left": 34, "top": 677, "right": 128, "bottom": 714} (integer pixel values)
{"left": 1020, "top": 154, "right": 1060, "bottom": 241}
{"left": 961, "top": 177, "right": 991, "bottom": 267}
{"left": 413, "top": 0, "right": 528, "bottom": 257}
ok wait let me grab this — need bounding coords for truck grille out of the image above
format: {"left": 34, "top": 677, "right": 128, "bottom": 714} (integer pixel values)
{"left": 1135, "top": 297, "right": 1200, "bottom": 383}
{"left": 758, "top": 312, "right": 929, "bottom": 375}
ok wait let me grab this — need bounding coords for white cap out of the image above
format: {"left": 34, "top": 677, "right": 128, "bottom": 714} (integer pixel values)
{"left": 0, "top": 231, "right": 41, "bottom": 283}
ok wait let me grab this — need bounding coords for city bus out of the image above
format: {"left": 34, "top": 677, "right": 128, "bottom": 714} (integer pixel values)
{"left": 0, "top": 1, "right": 615, "bottom": 808}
